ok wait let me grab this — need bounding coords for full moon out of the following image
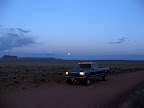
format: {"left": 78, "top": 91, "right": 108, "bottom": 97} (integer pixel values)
{"left": 68, "top": 53, "right": 70, "bottom": 55}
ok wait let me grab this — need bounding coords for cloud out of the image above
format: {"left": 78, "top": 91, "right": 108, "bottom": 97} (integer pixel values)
{"left": 0, "top": 26, "right": 30, "bottom": 34}
{"left": 109, "top": 37, "right": 128, "bottom": 44}
{"left": 0, "top": 26, "right": 35, "bottom": 51}
{"left": 16, "top": 28, "right": 30, "bottom": 33}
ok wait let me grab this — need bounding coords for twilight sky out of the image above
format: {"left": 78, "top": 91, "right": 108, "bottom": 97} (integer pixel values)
{"left": 0, "top": 0, "right": 144, "bottom": 60}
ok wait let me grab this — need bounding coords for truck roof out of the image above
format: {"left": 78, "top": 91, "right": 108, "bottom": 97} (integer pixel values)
{"left": 78, "top": 62, "right": 97, "bottom": 64}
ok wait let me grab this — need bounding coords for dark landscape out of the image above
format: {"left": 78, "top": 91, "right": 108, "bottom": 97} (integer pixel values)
{"left": 0, "top": 56, "right": 144, "bottom": 108}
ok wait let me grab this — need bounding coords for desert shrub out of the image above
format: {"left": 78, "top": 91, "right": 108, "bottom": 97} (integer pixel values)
{"left": 0, "top": 60, "right": 144, "bottom": 87}
{"left": 0, "top": 63, "right": 69, "bottom": 84}
{"left": 100, "top": 63, "right": 144, "bottom": 74}
{"left": 129, "top": 90, "right": 144, "bottom": 108}
{"left": 120, "top": 84, "right": 144, "bottom": 108}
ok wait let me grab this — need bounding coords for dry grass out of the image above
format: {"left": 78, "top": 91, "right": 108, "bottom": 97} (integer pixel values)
{"left": 119, "top": 83, "right": 144, "bottom": 108}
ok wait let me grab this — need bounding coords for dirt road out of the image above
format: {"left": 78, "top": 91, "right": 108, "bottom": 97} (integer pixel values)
{"left": 1, "top": 71, "right": 144, "bottom": 108}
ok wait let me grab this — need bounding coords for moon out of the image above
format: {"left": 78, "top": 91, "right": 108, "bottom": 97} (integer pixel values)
{"left": 68, "top": 53, "right": 70, "bottom": 55}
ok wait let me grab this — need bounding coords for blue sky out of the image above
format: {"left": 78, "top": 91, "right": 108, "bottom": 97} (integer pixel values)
{"left": 0, "top": 0, "right": 144, "bottom": 60}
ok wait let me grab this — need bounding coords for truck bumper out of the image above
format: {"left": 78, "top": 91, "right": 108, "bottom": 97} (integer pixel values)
{"left": 65, "top": 76, "right": 86, "bottom": 81}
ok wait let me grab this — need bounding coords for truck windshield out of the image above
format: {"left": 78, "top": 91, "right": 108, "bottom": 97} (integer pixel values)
{"left": 75, "top": 64, "right": 91, "bottom": 69}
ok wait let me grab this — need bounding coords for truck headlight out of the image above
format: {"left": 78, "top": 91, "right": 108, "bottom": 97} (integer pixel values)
{"left": 80, "top": 72, "right": 85, "bottom": 76}
{"left": 65, "top": 72, "right": 68, "bottom": 75}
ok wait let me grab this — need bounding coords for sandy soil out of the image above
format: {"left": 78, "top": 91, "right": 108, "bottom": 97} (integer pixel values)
{"left": 0, "top": 71, "right": 144, "bottom": 108}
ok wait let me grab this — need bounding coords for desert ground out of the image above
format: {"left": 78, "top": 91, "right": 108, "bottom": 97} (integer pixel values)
{"left": 0, "top": 59, "right": 144, "bottom": 108}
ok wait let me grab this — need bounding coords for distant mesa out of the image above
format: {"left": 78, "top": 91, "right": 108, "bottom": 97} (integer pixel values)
{"left": 0, "top": 55, "right": 63, "bottom": 61}
{"left": 1, "top": 55, "right": 18, "bottom": 60}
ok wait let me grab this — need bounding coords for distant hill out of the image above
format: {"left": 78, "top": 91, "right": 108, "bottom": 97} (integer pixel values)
{"left": 1, "top": 55, "right": 18, "bottom": 60}
{"left": 0, "top": 55, "right": 63, "bottom": 61}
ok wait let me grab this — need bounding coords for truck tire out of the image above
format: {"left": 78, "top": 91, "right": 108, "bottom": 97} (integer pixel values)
{"left": 66, "top": 79, "right": 73, "bottom": 84}
{"left": 84, "top": 76, "right": 91, "bottom": 86}
{"left": 102, "top": 73, "right": 108, "bottom": 81}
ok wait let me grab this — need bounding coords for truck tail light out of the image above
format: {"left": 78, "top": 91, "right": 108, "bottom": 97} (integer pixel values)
{"left": 65, "top": 72, "right": 68, "bottom": 75}
{"left": 80, "top": 72, "right": 85, "bottom": 76}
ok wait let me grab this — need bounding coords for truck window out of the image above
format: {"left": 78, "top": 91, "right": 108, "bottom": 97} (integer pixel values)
{"left": 92, "top": 63, "right": 99, "bottom": 69}
{"left": 92, "top": 64, "right": 96, "bottom": 69}
{"left": 75, "top": 64, "right": 91, "bottom": 69}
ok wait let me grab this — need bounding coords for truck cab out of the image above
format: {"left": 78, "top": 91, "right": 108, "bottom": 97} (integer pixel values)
{"left": 65, "top": 62, "right": 110, "bottom": 85}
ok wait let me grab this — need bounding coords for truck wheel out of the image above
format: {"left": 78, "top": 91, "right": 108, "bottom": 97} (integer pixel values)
{"left": 84, "top": 76, "right": 91, "bottom": 86}
{"left": 66, "top": 79, "right": 73, "bottom": 84}
{"left": 102, "top": 74, "right": 108, "bottom": 81}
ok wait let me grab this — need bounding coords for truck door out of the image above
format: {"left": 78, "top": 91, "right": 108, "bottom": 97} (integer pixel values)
{"left": 91, "top": 63, "right": 97, "bottom": 75}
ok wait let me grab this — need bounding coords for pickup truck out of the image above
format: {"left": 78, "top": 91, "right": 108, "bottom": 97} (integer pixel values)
{"left": 65, "top": 62, "right": 110, "bottom": 85}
